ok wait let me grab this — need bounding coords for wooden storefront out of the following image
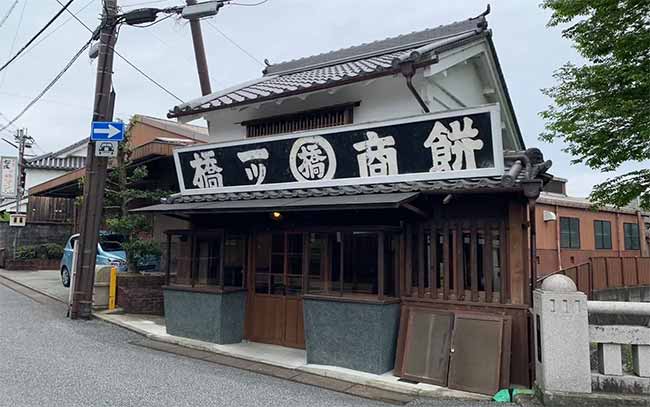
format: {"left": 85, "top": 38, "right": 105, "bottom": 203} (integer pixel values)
{"left": 137, "top": 106, "right": 551, "bottom": 391}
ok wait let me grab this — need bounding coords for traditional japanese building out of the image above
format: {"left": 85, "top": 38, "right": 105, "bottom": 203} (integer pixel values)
{"left": 136, "top": 10, "right": 552, "bottom": 393}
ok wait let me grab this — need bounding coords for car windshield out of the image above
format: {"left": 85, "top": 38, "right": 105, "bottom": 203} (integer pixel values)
{"left": 100, "top": 241, "right": 124, "bottom": 252}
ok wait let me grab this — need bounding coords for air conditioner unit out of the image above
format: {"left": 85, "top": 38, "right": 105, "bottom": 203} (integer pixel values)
{"left": 543, "top": 210, "right": 557, "bottom": 222}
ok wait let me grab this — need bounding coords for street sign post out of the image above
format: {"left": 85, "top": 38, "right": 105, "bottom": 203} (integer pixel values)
{"left": 90, "top": 121, "right": 124, "bottom": 142}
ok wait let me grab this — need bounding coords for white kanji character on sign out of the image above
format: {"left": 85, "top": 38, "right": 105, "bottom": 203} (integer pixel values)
{"left": 353, "top": 131, "right": 398, "bottom": 177}
{"left": 189, "top": 150, "right": 223, "bottom": 189}
{"left": 424, "top": 117, "right": 484, "bottom": 172}
{"left": 289, "top": 136, "right": 337, "bottom": 182}
{"left": 237, "top": 148, "right": 269, "bottom": 185}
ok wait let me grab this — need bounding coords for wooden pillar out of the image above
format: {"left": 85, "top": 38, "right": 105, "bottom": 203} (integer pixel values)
{"left": 508, "top": 200, "right": 527, "bottom": 305}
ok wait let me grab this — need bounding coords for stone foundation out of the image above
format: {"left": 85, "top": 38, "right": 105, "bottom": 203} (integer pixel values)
{"left": 163, "top": 287, "right": 246, "bottom": 344}
{"left": 303, "top": 296, "right": 400, "bottom": 375}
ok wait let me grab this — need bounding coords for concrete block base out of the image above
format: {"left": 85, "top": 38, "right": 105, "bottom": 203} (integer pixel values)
{"left": 598, "top": 343, "right": 623, "bottom": 376}
{"left": 163, "top": 287, "right": 246, "bottom": 344}
{"left": 303, "top": 296, "right": 400, "bottom": 375}
{"left": 592, "top": 373, "right": 650, "bottom": 395}
{"left": 634, "top": 345, "right": 650, "bottom": 377}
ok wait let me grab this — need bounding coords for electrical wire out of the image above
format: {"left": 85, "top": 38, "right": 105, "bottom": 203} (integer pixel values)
{"left": 228, "top": 0, "right": 269, "bottom": 6}
{"left": 7, "top": 0, "right": 97, "bottom": 67}
{"left": 0, "top": 38, "right": 93, "bottom": 133}
{"left": 120, "top": 0, "right": 172, "bottom": 9}
{"left": 204, "top": 20, "right": 264, "bottom": 67}
{"left": 0, "top": 0, "right": 19, "bottom": 30}
{"left": 56, "top": 0, "right": 184, "bottom": 103}
{"left": 0, "top": 0, "right": 28, "bottom": 88}
{"left": 0, "top": 0, "right": 77, "bottom": 74}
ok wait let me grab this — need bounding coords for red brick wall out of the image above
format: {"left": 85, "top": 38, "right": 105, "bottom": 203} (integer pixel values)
{"left": 116, "top": 273, "right": 165, "bottom": 315}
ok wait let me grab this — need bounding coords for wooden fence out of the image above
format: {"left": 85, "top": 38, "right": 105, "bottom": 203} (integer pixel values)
{"left": 538, "top": 257, "right": 650, "bottom": 298}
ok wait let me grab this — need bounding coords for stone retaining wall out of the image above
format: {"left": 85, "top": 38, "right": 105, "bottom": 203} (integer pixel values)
{"left": 0, "top": 222, "right": 71, "bottom": 251}
{"left": 3, "top": 258, "right": 60, "bottom": 270}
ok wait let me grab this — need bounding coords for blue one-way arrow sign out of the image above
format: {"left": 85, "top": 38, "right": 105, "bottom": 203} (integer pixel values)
{"left": 91, "top": 121, "right": 124, "bottom": 142}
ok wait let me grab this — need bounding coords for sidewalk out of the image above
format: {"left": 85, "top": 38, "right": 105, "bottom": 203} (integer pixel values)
{"left": 0, "top": 269, "right": 67, "bottom": 302}
{"left": 94, "top": 312, "right": 488, "bottom": 402}
{"left": 0, "top": 269, "right": 503, "bottom": 404}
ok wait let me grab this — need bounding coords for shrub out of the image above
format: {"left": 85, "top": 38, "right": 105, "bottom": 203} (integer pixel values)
{"left": 44, "top": 243, "right": 64, "bottom": 259}
{"left": 123, "top": 239, "right": 161, "bottom": 268}
{"left": 14, "top": 243, "right": 64, "bottom": 260}
{"left": 15, "top": 246, "right": 37, "bottom": 260}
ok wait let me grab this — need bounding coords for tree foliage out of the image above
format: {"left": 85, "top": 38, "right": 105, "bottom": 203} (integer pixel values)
{"left": 104, "top": 116, "right": 170, "bottom": 268}
{"left": 540, "top": 0, "right": 650, "bottom": 209}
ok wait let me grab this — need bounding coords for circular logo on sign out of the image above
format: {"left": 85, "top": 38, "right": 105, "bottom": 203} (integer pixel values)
{"left": 289, "top": 136, "right": 337, "bottom": 182}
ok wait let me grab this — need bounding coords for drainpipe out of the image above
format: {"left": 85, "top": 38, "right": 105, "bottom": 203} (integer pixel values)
{"left": 399, "top": 61, "right": 430, "bottom": 113}
{"left": 555, "top": 204, "right": 562, "bottom": 270}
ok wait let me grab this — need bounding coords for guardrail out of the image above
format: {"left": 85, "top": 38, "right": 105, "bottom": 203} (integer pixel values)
{"left": 534, "top": 275, "right": 650, "bottom": 399}
{"left": 538, "top": 257, "right": 650, "bottom": 299}
{"left": 588, "top": 301, "right": 650, "bottom": 382}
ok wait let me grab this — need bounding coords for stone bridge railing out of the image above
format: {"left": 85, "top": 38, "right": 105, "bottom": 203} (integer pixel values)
{"left": 534, "top": 275, "right": 650, "bottom": 405}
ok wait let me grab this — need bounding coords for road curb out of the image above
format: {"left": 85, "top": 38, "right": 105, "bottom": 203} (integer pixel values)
{"left": 92, "top": 312, "right": 423, "bottom": 404}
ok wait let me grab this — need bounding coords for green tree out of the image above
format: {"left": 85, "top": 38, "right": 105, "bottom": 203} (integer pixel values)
{"left": 540, "top": 0, "right": 650, "bottom": 209}
{"left": 104, "top": 116, "right": 170, "bottom": 269}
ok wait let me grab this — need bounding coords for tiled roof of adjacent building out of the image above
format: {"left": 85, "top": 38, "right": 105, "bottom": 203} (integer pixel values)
{"left": 168, "top": 14, "right": 489, "bottom": 118}
{"left": 25, "top": 155, "right": 86, "bottom": 171}
{"left": 25, "top": 138, "right": 88, "bottom": 170}
{"left": 538, "top": 192, "right": 649, "bottom": 216}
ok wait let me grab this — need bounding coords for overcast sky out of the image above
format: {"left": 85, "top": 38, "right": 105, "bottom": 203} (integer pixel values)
{"left": 0, "top": 0, "right": 633, "bottom": 197}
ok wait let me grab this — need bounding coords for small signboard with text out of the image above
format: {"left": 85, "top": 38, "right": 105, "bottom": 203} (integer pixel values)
{"left": 174, "top": 104, "right": 503, "bottom": 195}
{"left": 0, "top": 156, "right": 17, "bottom": 198}
{"left": 9, "top": 213, "right": 26, "bottom": 227}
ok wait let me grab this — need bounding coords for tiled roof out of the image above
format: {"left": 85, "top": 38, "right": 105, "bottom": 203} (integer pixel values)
{"left": 25, "top": 155, "right": 86, "bottom": 171}
{"left": 264, "top": 16, "right": 487, "bottom": 75}
{"left": 165, "top": 176, "right": 511, "bottom": 205}
{"left": 538, "top": 192, "right": 648, "bottom": 216}
{"left": 25, "top": 137, "right": 88, "bottom": 170}
{"left": 169, "top": 15, "right": 488, "bottom": 118}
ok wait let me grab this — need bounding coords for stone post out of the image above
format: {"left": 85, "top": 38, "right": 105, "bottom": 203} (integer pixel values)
{"left": 534, "top": 275, "right": 592, "bottom": 394}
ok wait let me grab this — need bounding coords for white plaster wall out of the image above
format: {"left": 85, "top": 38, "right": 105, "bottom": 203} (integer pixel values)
{"left": 202, "top": 72, "right": 436, "bottom": 142}
{"left": 197, "top": 38, "right": 521, "bottom": 150}
{"left": 25, "top": 168, "right": 68, "bottom": 190}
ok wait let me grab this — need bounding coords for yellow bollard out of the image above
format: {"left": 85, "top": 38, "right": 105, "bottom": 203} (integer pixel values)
{"left": 108, "top": 266, "right": 117, "bottom": 310}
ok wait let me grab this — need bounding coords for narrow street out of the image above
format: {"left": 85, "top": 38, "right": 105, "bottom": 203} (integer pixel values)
{"left": 0, "top": 282, "right": 512, "bottom": 407}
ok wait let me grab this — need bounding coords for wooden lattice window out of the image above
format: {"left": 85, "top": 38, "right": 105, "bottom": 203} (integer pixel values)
{"left": 242, "top": 101, "right": 359, "bottom": 138}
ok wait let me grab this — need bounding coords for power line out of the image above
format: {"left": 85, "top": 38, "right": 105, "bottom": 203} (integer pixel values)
{"left": 4, "top": 0, "right": 97, "bottom": 68}
{"left": 0, "top": 0, "right": 19, "bottom": 30}
{"left": 0, "top": 0, "right": 28, "bottom": 88}
{"left": 204, "top": 20, "right": 264, "bottom": 67}
{"left": 56, "top": 0, "right": 184, "bottom": 103}
{"left": 0, "top": 37, "right": 93, "bottom": 133}
{"left": 120, "top": 0, "right": 172, "bottom": 9}
{"left": 0, "top": 0, "right": 77, "bottom": 74}
{"left": 28, "top": 0, "right": 98, "bottom": 51}
{"left": 228, "top": 0, "right": 270, "bottom": 6}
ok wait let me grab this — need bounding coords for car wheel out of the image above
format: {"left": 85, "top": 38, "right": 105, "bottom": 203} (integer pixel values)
{"left": 61, "top": 267, "right": 70, "bottom": 288}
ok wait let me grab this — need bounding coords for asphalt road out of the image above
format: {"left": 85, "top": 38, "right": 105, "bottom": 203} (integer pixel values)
{"left": 0, "top": 282, "right": 517, "bottom": 407}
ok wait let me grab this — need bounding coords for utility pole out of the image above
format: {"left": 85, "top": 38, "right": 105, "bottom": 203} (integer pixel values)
{"left": 70, "top": 0, "right": 118, "bottom": 319}
{"left": 186, "top": 0, "right": 212, "bottom": 96}
{"left": 14, "top": 128, "right": 32, "bottom": 212}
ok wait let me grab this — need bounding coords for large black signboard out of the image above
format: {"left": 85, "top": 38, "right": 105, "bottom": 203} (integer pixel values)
{"left": 174, "top": 104, "right": 503, "bottom": 195}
